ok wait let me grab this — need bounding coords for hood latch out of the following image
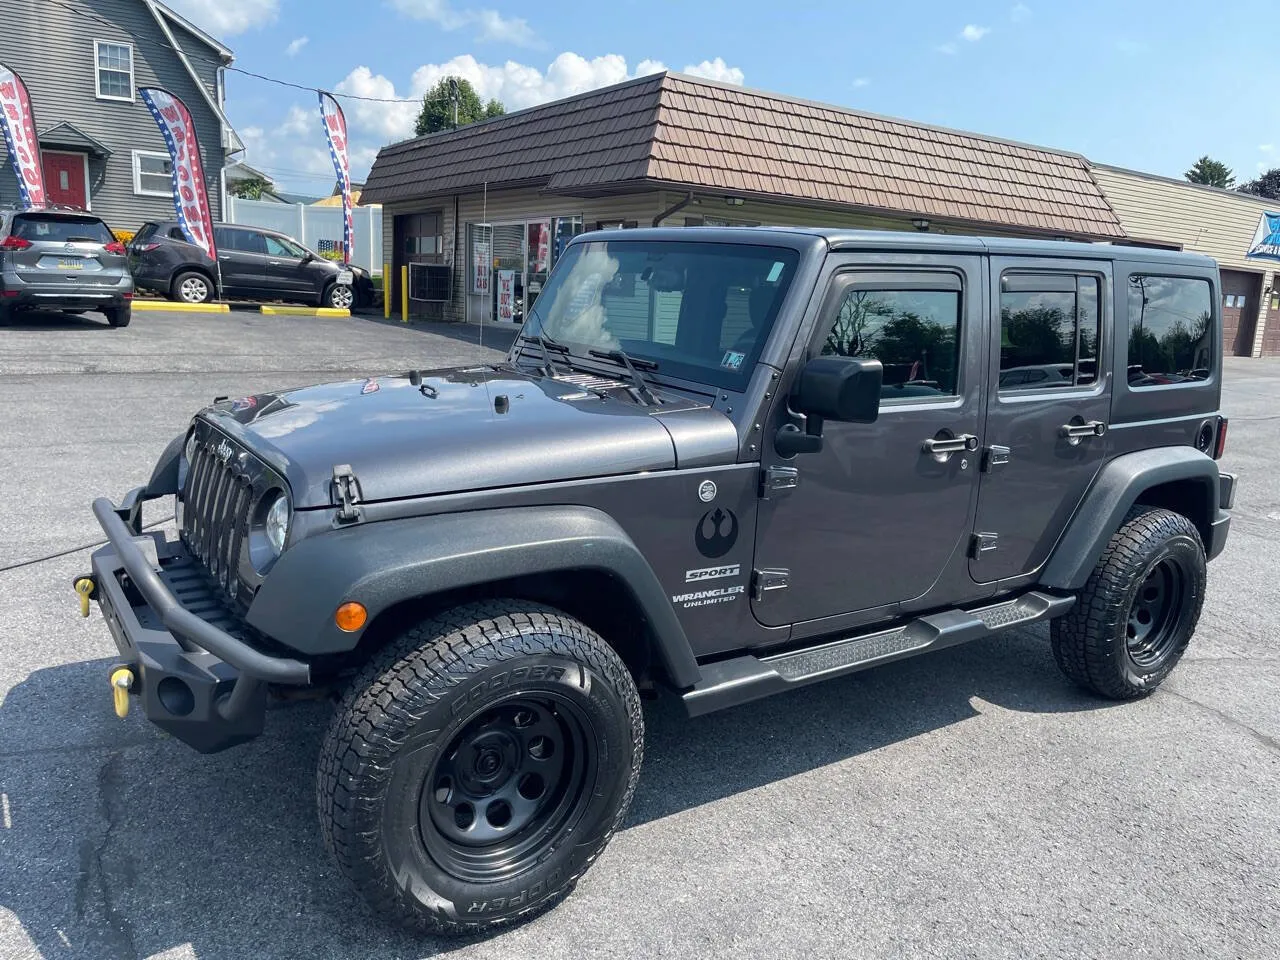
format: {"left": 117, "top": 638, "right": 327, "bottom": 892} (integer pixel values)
{"left": 331, "top": 464, "right": 363, "bottom": 524}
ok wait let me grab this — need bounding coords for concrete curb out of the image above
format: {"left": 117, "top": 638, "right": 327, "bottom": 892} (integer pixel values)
{"left": 259, "top": 306, "right": 352, "bottom": 317}
{"left": 132, "top": 300, "right": 229, "bottom": 313}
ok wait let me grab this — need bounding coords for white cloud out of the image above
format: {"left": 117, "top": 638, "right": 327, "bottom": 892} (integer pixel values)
{"left": 390, "top": 0, "right": 539, "bottom": 47}
{"left": 334, "top": 52, "right": 745, "bottom": 144}
{"left": 852, "top": 77, "right": 871, "bottom": 88}
{"left": 683, "top": 58, "right": 745, "bottom": 85}
{"left": 285, "top": 36, "right": 309, "bottom": 57}
{"left": 961, "top": 24, "right": 990, "bottom": 41}
{"left": 1010, "top": 3, "right": 1031, "bottom": 21}
{"left": 936, "top": 42, "right": 958, "bottom": 55}
{"left": 161, "top": 0, "right": 278, "bottom": 36}
{"left": 1260, "top": 144, "right": 1275, "bottom": 153}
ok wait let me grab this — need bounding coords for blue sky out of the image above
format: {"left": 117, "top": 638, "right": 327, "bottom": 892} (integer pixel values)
{"left": 167, "top": 0, "right": 1280, "bottom": 195}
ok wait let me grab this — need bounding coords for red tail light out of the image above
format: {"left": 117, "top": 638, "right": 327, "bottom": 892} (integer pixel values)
{"left": 122, "top": 292, "right": 134, "bottom": 299}
{"left": 1214, "top": 417, "right": 1228, "bottom": 460}
{"left": 137, "top": 242, "right": 160, "bottom": 252}
{"left": 104, "top": 241, "right": 127, "bottom": 255}
{"left": 0, "top": 235, "right": 32, "bottom": 250}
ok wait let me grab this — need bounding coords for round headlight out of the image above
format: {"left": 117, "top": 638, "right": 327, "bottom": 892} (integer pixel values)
{"left": 265, "top": 494, "right": 290, "bottom": 556}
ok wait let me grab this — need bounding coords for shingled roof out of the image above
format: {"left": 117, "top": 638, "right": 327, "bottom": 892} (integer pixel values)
{"left": 363, "top": 72, "right": 1124, "bottom": 240}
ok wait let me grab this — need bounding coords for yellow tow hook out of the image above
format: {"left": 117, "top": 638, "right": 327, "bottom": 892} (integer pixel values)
{"left": 75, "top": 577, "right": 96, "bottom": 618}
{"left": 110, "top": 667, "right": 134, "bottom": 719}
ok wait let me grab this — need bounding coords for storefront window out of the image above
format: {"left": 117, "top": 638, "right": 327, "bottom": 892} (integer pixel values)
{"left": 465, "top": 214, "right": 583, "bottom": 324}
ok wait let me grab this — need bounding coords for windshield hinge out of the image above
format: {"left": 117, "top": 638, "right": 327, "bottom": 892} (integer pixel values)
{"left": 759, "top": 465, "right": 799, "bottom": 500}
{"left": 331, "top": 464, "right": 363, "bottom": 524}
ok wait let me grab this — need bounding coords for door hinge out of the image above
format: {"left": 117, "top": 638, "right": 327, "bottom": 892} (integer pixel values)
{"left": 969, "top": 533, "right": 998, "bottom": 558}
{"left": 981, "top": 445, "right": 1011, "bottom": 472}
{"left": 752, "top": 567, "right": 790, "bottom": 601}
{"left": 759, "top": 465, "right": 799, "bottom": 500}
{"left": 331, "top": 463, "right": 363, "bottom": 524}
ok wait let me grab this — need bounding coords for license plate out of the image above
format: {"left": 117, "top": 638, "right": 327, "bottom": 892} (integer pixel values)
{"left": 58, "top": 258, "right": 83, "bottom": 270}
{"left": 336, "top": 270, "right": 353, "bottom": 285}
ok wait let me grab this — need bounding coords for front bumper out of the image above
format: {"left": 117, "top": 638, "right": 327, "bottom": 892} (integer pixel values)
{"left": 87, "top": 490, "right": 310, "bottom": 753}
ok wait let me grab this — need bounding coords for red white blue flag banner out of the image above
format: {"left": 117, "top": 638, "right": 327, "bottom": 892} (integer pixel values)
{"left": 139, "top": 87, "right": 217, "bottom": 260}
{"left": 319, "top": 91, "right": 353, "bottom": 265}
{"left": 0, "top": 62, "right": 46, "bottom": 208}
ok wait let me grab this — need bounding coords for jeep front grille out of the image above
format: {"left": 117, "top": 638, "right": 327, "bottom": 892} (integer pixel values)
{"left": 180, "top": 433, "right": 253, "bottom": 595}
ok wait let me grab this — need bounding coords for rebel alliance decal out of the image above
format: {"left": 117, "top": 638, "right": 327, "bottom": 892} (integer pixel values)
{"left": 695, "top": 508, "right": 738, "bottom": 559}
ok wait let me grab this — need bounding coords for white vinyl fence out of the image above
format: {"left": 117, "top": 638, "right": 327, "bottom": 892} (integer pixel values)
{"left": 226, "top": 197, "right": 383, "bottom": 274}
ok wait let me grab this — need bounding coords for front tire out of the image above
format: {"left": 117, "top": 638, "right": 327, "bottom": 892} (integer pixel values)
{"left": 1051, "top": 507, "right": 1206, "bottom": 699}
{"left": 317, "top": 601, "right": 644, "bottom": 935}
{"left": 324, "top": 282, "right": 354, "bottom": 310}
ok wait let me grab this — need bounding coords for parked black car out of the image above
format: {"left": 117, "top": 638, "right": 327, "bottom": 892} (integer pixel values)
{"left": 129, "top": 220, "right": 374, "bottom": 309}
{"left": 0, "top": 207, "right": 133, "bottom": 326}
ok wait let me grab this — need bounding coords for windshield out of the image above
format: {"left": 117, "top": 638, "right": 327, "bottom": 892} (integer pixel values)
{"left": 529, "top": 240, "right": 800, "bottom": 390}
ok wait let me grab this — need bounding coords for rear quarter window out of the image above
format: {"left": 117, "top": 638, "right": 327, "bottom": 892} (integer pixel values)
{"left": 1126, "top": 276, "right": 1215, "bottom": 386}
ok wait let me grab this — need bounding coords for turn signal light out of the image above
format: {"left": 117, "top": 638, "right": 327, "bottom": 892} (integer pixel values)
{"left": 335, "top": 602, "right": 368, "bottom": 632}
{"left": 1214, "top": 417, "right": 1229, "bottom": 460}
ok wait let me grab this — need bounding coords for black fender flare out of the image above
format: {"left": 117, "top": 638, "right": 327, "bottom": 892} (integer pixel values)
{"left": 1039, "top": 446, "right": 1223, "bottom": 592}
{"left": 245, "top": 505, "right": 702, "bottom": 689}
{"left": 143, "top": 431, "right": 185, "bottom": 498}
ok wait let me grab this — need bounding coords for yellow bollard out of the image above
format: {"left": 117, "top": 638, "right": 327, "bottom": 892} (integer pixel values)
{"left": 383, "top": 262, "right": 391, "bottom": 319}
{"left": 401, "top": 265, "right": 409, "bottom": 323}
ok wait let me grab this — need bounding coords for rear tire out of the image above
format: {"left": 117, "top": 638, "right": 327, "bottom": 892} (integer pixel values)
{"left": 317, "top": 601, "right": 643, "bottom": 936}
{"left": 104, "top": 305, "right": 131, "bottom": 328}
{"left": 1051, "top": 507, "right": 1206, "bottom": 699}
{"left": 171, "top": 271, "right": 213, "bottom": 304}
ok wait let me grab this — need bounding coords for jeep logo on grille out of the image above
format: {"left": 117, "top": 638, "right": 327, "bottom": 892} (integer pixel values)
{"left": 215, "top": 440, "right": 234, "bottom": 463}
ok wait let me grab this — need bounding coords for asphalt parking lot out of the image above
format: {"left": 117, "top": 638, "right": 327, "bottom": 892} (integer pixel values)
{"left": 1, "top": 309, "right": 1277, "bottom": 960}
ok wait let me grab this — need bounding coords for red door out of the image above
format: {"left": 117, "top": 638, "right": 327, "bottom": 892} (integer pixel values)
{"left": 41, "top": 151, "right": 88, "bottom": 209}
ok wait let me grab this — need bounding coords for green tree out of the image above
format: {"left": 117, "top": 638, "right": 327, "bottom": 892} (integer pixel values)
{"left": 1238, "top": 168, "right": 1280, "bottom": 200}
{"left": 227, "top": 176, "right": 273, "bottom": 200}
{"left": 825, "top": 291, "right": 894, "bottom": 357}
{"left": 414, "top": 77, "right": 505, "bottom": 136}
{"left": 1184, "top": 156, "right": 1234, "bottom": 188}
{"left": 871, "top": 312, "right": 958, "bottom": 390}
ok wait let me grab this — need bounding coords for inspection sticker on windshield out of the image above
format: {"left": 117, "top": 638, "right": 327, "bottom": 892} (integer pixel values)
{"left": 766, "top": 261, "right": 785, "bottom": 282}
{"left": 721, "top": 350, "right": 745, "bottom": 371}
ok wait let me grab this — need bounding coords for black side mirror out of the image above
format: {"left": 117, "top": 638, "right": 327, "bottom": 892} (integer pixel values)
{"left": 302, "top": 251, "right": 315, "bottom": 263}
{"left": 775, "top": 356, "right": 882, "bottom": 457}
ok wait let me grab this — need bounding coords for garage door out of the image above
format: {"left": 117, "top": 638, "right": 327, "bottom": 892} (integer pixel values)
{"left": 1261, "top": 289, "right": 1280, "bottom": 356}
{"left": 1221, "top": 269, "right": 1260, "bottom": 356}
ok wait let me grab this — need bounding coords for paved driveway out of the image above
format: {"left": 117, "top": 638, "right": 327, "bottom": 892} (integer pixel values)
{"left": 0, "top": 314, "right": 1276, "bottom": 959}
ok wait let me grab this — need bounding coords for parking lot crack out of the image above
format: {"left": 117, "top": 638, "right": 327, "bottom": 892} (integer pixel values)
{"left": 1163, "top": 688, "right": 1280, "bottom": 758}
{"left": 74, "top": 750, "right": 139, "bottom": 960}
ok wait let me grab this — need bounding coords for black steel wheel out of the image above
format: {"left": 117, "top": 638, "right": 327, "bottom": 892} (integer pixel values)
{"left": 1052, "top": 506, "right": 1206, "bottom": 699}
{"left": 318, "top": 601, "right": 643, "bottom": 936}
{"left": 421, "top": 695, "right": 596, "bottom": 883}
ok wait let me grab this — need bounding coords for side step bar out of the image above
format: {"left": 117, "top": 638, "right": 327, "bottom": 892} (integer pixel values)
{"left": 683, "top": 590, "right": 1074, "bottom": 717}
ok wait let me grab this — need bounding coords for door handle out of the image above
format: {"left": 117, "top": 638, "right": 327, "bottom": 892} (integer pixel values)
{"left": 1059, "top": 420, "right": 1107, "bottom": 445}
{"left": 218, "top": 255, "right": 230, "bottom": 260}
{"left": 922, "top": 434, "right": 979, "bottom": 455}
{"left": 268, "top": 260, "right": 281, "bottom": 266}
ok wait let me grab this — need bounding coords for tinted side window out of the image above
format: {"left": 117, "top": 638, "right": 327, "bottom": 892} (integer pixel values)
{"left": 1127, "top": 276, "right": 1214, "bottom": 386}
{"left": 821, "top": 285, "right": 962, "bottom": 398}
{"left": 999, "top": 273, "right": 1101, "bottom": 391}
{"left": 221, "top": 229, "right": 267, "bottom": 254}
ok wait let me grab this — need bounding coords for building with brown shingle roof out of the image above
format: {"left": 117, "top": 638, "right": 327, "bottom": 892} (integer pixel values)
{"left": 363, "top": 71, "right": 1124, "bottom": 323}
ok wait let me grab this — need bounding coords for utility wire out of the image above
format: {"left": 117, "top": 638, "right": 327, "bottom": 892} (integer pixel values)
{"left": 0, "top": 517, "right": 170, "bottom": 575}
{"left": 46, "top": 0, "right": 455, "bottom": 105}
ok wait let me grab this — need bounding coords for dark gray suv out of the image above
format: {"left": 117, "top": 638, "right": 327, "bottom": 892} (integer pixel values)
{"left": 130, "top": 220, "right": 371, "bottom": 308}
{"left": 80, "top": 228, "right": 1234, "bottom": 936}
{"left": 0, "top": 208, "right": 133, "bottom": 326}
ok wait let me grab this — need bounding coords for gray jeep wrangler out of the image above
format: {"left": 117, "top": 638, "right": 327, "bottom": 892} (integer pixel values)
{"left": 81, "top": 227, "right": 1235, "bottom": 935}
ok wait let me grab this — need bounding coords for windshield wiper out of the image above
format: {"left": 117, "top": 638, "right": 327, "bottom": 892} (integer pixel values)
{"left": 518, "top": 332, "right": 568, "bottom": 377}
{"left": 588, "top": 348, "right": 659, "bottom": 405}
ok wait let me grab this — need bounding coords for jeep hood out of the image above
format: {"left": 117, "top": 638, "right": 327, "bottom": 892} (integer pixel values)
{"left": 200, "top": 366, "right": 736, "bottom": 508}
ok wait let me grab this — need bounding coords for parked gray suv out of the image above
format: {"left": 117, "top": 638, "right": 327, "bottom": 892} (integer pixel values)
{"left": 0, "top": 208, "right": 133, "bottom": 326}
{"left": 80, "top": 228, "right": 1234, "bottom": 935}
